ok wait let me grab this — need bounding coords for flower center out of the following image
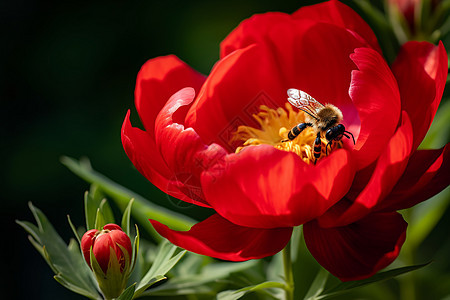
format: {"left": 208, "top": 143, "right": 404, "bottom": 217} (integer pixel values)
{"left": 232, "top": 103, "right": 343, "bottom": 164}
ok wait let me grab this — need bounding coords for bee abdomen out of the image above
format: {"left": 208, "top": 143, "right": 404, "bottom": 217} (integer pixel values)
{"left": 288, "top": 122, "right": 312, "bottom": 140}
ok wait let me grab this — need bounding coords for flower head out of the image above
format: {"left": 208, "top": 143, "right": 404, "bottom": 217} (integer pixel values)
{"left": 122, "top": 0, "right": 449, "bottom": 281}
{"left": 81, "top": 224, "right": 132, "bottom": 298}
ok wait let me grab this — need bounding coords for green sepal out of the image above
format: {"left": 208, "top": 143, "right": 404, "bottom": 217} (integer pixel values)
{"left": 119, "top": 197, "right": 139, "bottom": 276}
{"left": 67, "top": 214, "right": 81, "bottom": 245}
{"left": 121, "top": 198, "right": 134, "bottom": 237}
{"left": 93, "top": 198, "right": 115, "bottom": 231}
{"left": 89, "top": 245, "right": 104, "bottom": 276}
{"left": 90, "top": 246, "right": 129, "bottom": 299}
{"left": 130, "top": 224, "right": 140, "bottom": 275}
{"left": 100, "top": 199, "right": 115, "bottom": 225}
{"left": 85, "top": 186, "right": 104, "bottom": 230}
{"left": 117, "top": 243, "right": 132, "bottom": 275}
{"left": 94, "top": 208, "right": 105, "bottom": 231}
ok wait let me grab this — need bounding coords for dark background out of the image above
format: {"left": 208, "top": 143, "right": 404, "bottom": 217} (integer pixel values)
{"left": 2, "top": 1, "right": 449, "bottom": 299}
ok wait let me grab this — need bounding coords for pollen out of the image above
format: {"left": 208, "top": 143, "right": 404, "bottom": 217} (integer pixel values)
{"left": 232, "top": 103, "right": 342, "bottom": 164}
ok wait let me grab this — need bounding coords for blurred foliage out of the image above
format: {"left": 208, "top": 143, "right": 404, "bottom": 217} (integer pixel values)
{"left": 3, "top": 0, "right": 450, "bottom": 299}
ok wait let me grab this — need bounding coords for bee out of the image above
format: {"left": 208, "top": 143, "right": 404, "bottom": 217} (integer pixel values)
{"left": 285, "top": 88, "right": 355, "bottom": 164}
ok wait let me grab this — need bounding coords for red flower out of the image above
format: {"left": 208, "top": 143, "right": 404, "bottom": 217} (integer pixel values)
{"left": 122, "top": 0, "right": 449, "bottom": 281}
{"left": 81, "top": 224, "right": 132, "bottom": 274}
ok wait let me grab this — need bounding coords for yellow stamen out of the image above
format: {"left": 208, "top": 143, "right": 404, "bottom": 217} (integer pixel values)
{"left": 232, "top": 103, "right": 343, "bottom": 164}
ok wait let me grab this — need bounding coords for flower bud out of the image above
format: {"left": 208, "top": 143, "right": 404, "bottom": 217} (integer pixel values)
{"left": 387, "top": 0, "right": 445, "bottom": 42}
{"left": 81, "top": 224, "right": 133, "bottom": 299}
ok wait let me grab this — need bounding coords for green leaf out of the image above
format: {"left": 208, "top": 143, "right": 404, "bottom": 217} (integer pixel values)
{"left": 317, "top": 263, "right": 431, "bottom": 299}
{"left": 303, "top": 268, "right": 328, "bottom": 300}
{"left": 171, "top": 252, "right": 207, "bottom": 277}
{"left": 134, "top": 240, "right": 186, "bottom": 297}
{"left": 266, "top": 251, "right": 283, "bottom": 282}
{"left": 148, "top": 259, "right": 258, "bottom": 296}
{"left": 264, "top": 253, "right": 285, "bottom": 300}
{"left": 217, "top": 290, "right": 246, "bottom": 300}
{"left": 16, "top": 203, "right": 100, "bottom": 299}
{"left": 216, "top": 281, "right": 286, "bottom": 300}
{"left": 117, "top": 283, "right": 136, "bottom": 300}
{"left": 61, "top": 156, "right": 196, "bottom": 240}
{"left": 419, "top": 100, "right": 450, "bottom": 149}
{"left": 54, "top": 274, "right": 99, "bottom": 299}
{"left": 406, "top": 188, "right": 450, "bottom": 249}
{"left": 135, "top": 275, "right": 167, "bottom": 297}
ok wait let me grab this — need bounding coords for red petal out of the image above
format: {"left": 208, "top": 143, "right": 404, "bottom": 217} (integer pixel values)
{"left": 135, "top": 55, "right": 205, "bottom": 136}
{"left": 201, "top": 145, "right": 355, "bottom": 229}
{"left": 318, "top": 112, "right": 413, "bottom": 227}
{"left": 292, "top": 0, "right": 381, "bottom": 53}
{"left": 220, "top": 1, "right": 381, "bottom": 57}
{"left": 391, "top": 41, "right": 447, "bottom": 150}
{"left": 220, "top": 12, "right": 291, "bottom": 58}
{"left": 376, "top": 144, "right": 450, "bottom": 212}
{"left": 93, "top": 233, "right": 115, "bottom": 273}
{"left": 150, "top": 214, "right": 292, "bottom": 261}
{"left": 123, "top": 94, "right": 216, "bottom": 208}
{"left": 304, "top": 212, "right": 407, "bottom": 281}
{"left": 103, "top": 223, "right": 123, "bottom": 231}
{"left": 350, "top": 47, "right": 401, "bottom": 169}
{"left": 81, "top": 229, "right": 98, "bottom": 266}
{"left": 122, "top": 110, "right": 173, "bottom": 196}
{"left": 155, "top": 87, "right": 228, "bottom": 207}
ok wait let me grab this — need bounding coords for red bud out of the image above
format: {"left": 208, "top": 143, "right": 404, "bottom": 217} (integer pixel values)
{"left": 81, "top": 224, "right": 132, "bottom": 274}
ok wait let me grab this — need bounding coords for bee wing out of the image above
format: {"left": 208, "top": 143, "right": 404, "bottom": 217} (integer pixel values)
{"left": 287, "top": 88, "right": 325, "bottom": 120}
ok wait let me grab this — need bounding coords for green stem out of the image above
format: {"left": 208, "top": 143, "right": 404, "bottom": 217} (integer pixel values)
{"left": 283, "top": 241, "right": 294, "bottom": 300}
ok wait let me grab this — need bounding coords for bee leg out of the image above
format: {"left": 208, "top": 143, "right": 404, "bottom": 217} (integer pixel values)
{"left": 313, "top": 132, "right": 321, "bottom": 165}
{"left": 325, "top": 140, "right": 333, "bottom": 155}
{"left": 344, "top": 131, "right": 356, "bottom": 144}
